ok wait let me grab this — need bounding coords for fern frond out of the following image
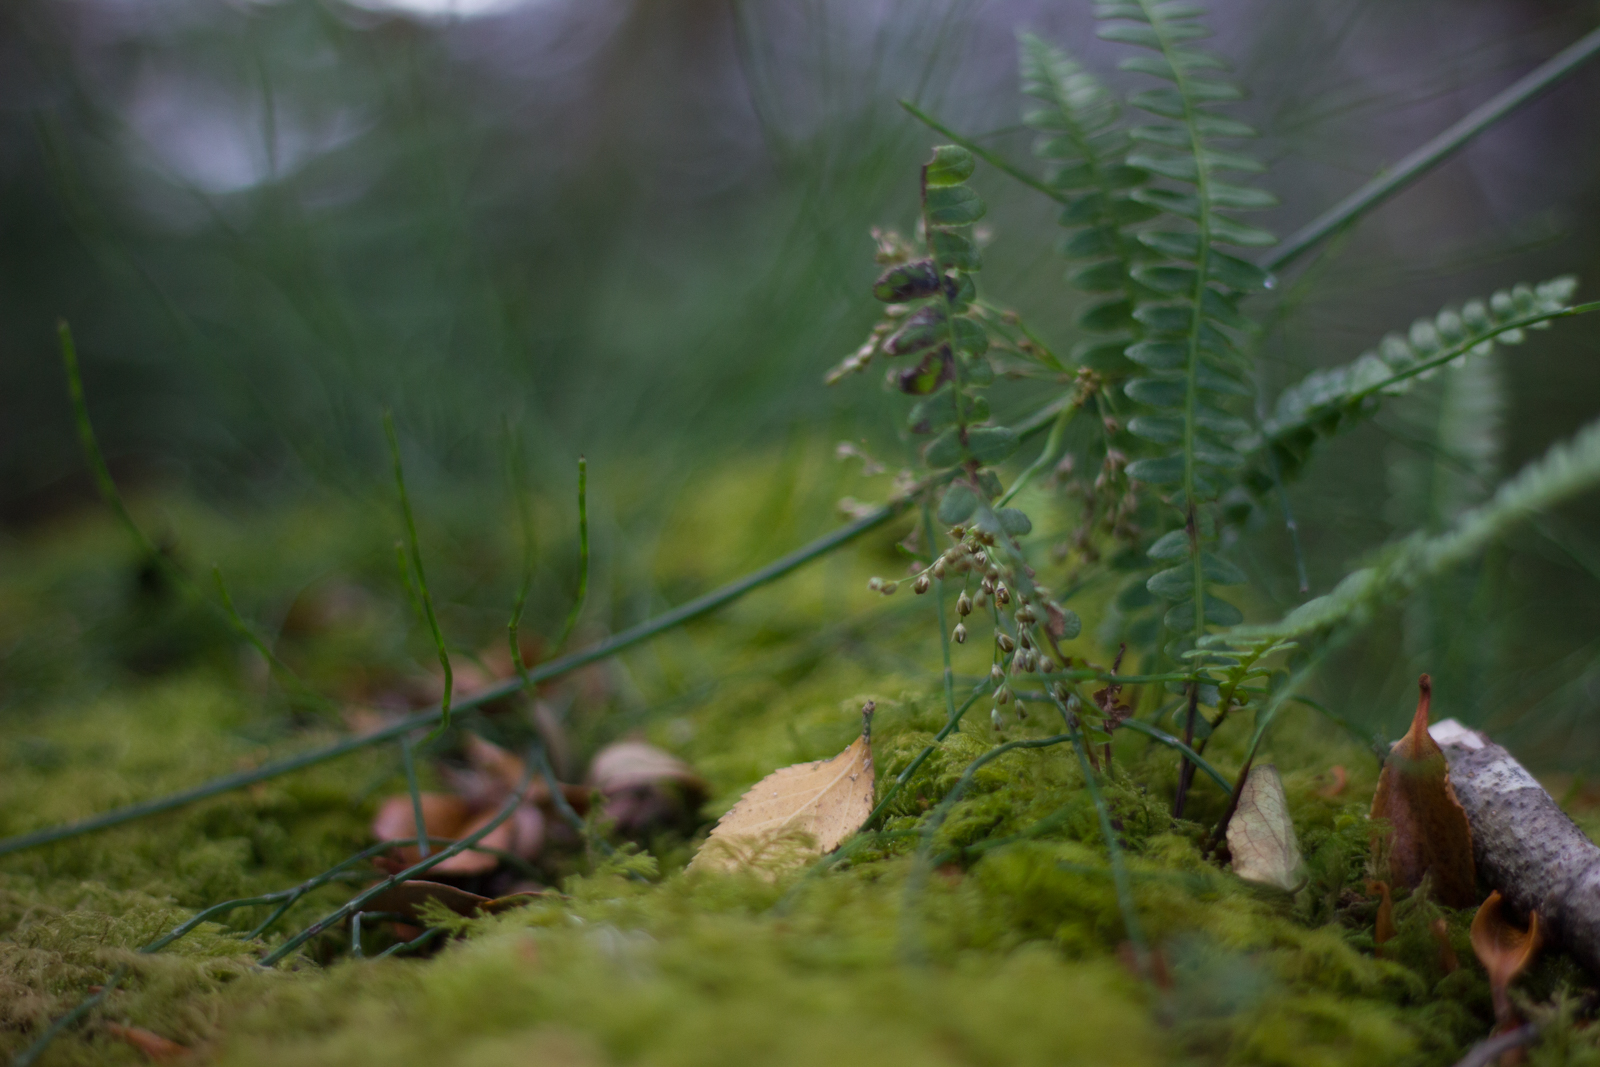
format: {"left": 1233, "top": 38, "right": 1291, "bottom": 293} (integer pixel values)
{"left": 1255, "top": 277, "right": 1587, "bottom": 483}
{"left": 1018, "top": 33, "right": 1153, "bottom": 368}
{"left": 1092, "top": 0, "right": 1276, "bottom": 651}
{"left": 1384, "top": 349, "right": 1504, "bottom": 532}
{"left": 1229, "top": 414, "right": 1600, "bottom": 642}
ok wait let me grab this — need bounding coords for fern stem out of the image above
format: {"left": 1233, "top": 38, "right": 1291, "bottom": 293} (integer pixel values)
{"left": 1267, "top": 25, "right": 1600, "bottom": 271}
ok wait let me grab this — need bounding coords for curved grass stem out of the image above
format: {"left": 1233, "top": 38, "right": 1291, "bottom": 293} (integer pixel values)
{"left": 551, "top": 456, "right": 589, "bottom": 656}
{"left": 1266, "top": 25, "right": 1600, "bottom": 272}
{"left": 383, "top": 412, "right": 453, "bottom": 740}
{"left": 0, "top": 400, "right": 1072, "bottom": 861}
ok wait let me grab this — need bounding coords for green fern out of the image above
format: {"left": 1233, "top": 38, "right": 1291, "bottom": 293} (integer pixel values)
{"left": 1253, "top": 276, "right": 1584, "bottom": 483}
{"left": 1018, "top": 33, "right": 1153, "bottom": 369}
{"left": 1090, "top": 0, "right": 1275, "bottom": 653}
{"left": 1230, "top": 414, "right": 1600, "bottom": 641}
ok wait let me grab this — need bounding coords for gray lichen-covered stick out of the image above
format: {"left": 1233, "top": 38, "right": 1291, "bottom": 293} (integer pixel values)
{"left": 1432, "top": 719, "right": 1600, "bottom": 974}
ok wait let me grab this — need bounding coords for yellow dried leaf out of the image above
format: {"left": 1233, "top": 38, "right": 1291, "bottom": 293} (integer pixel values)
{"left": 690, "top": 718, "right": 874, "bottom": 875}
{"left": 1472, "top": 890, "right": 1542, "bottom": 1031}
{"left": 1369, "top": 674, "right": 1477, "bottom": 907}
{"left": 1227, "top": 764, "right": 1305, "bottom": 891}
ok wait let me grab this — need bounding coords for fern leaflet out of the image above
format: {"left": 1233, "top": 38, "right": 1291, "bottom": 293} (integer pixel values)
{"left": 1253, "top": 277, "right": 1591, "bottom": 483}
{"left": 1092, "top": 0, "right": 1275, "bottom": 654}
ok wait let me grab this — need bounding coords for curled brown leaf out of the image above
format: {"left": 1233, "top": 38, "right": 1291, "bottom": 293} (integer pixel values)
{"left": 1367, "top": 879, "right": 1397, "bottom": 957}
{"left": 1369, "top": 674, "right": 1477, "bottom": 907}
{"left": 1472, "top": 890, "right": 1542, "bottom": 1031}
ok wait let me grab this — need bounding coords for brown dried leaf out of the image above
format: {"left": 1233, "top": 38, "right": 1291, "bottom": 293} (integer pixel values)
{"left": 1369, "top": 674, "right": 1477, "bottom": 908}
{"left": 589, "top": 739, "right": 710, "bottom": 838}
{"left": 1472, "top": 891, "right": 1543, "bottom": 1030}
{"left": 104, "top": 1024, "right": 190, "bottom": 1062}
{"left": 1227, "top": 764, "right": 1305, "bottom": 891}
{"left": 370, "top": 792, "right": 543, "bottom": 874}
{"left": 1367, "top": 879, "right": 1397, "bottom": 956}
{"left": 588, "top": 740, "right": 706, "bottom": 794}
{"left": 689, "top": 719, "right": 874, "bottom": 875}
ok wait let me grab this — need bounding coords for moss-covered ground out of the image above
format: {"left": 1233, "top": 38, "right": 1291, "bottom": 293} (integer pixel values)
{"left": 4, "top": 457, "right": 1600, "bottom": 1066}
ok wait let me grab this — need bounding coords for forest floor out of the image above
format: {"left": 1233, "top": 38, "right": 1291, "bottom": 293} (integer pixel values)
{"left": 4, "top": 455, "right": 1600, "bottom": 1067}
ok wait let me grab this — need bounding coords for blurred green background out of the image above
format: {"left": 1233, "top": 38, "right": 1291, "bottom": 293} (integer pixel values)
{"left": 3, "top": 0, "right": 1600, "bottom": 763}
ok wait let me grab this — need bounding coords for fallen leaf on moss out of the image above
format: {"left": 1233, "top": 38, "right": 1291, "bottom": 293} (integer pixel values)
{"left": 371, "top": 791, "right": 543, "bottom": 876}
{"left": 1472, "top": 890, "right": 1542, "bottom": 1031}
{"left": 1367, "top": 880, "right": 1396, "bottom": 956}
{"left": 588, "top": 739, "right": 710, "bottom": 838}
{"left": 1369, "top": 674, "right": 1477, "bottom": 907}
{"left": 690, "top": 706, "right": 875, "bottom": 874}
{"left": 105, "top": 1023, "right": 189, "bottom": 1062}
{"left": 1227, "top": 764, "right": 1305, "bottom": 891}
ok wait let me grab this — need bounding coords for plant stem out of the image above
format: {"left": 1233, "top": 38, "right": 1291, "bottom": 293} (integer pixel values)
{"left": 258, "top": 758, "right": 533, "bottom": 967}
{"left": 0, "top": 400, "right": 1071, "bottom": 861}
{"left": 399, "top": 735, "right": 430, "bottom": 859}
{"left": 899, "top": 100, "right": 1067, "bottom": 204}
{"left": 922, "top": 497, "right": 958, "bottom": 728}
{"left": 1265, "top": 25, "right": 1600, "bottom": 271}
{"left": 551, "top": 456, "right": 589, "bottom": 656}
{"left": 384, "top": 412, "right": 453, "bottom": 739}
{"left": 997, "top": 402, "right": 1075, "bottom": 507}
{"left": 1114, "top": 718, "right": 1231, "bottom": 791}
{"left": 11, "top": 966, "right": 128, "bottom": 1067}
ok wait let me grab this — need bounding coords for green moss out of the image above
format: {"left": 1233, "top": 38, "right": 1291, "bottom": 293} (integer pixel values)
{"left": 2, "top": 459, "right": 1595, "bottom": 1066}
